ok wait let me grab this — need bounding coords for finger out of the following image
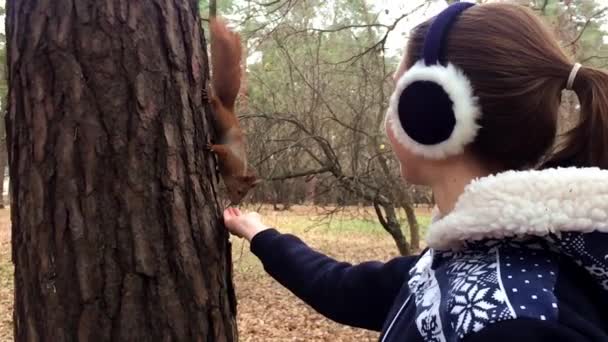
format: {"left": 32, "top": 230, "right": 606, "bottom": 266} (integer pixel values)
{"left": 233, "top": 207, "right": 242, "bottom": 216}
{"left": 224, "top": 208, "right": 234, "bottom": 219}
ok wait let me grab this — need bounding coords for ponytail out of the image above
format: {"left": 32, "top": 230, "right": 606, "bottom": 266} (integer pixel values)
{"left": 544, "top": 66, "right": 608, "bottom": 169}
{"left": 405, "top": 4, "right": 606, "bottom": 170}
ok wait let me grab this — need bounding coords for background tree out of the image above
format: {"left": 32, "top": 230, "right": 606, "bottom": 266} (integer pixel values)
{"left": 224, "top": 0, "right": 434, "bottom": 254}
{"left": 6, "top": 0, "right": 236, "bottom": 340}
{"left": 517, "top": 0, "right": 608, "bottom": 146}
{"left": 213, "top": 0, "right": 607, "bottom": 254}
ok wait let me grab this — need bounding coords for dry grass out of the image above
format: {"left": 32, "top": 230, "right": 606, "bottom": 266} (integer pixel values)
{"left": 0, "top": 206, "right": 430, "bottom": 341}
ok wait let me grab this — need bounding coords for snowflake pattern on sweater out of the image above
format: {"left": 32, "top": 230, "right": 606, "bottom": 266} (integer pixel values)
{"left": 409, "top": 250, "right": 446, "bottom": 342}
{"left": 409, "top": 240, "right": 559, "bottom": 342}
{"left": 548, "top": 231, "right": 608, "bottom": 291}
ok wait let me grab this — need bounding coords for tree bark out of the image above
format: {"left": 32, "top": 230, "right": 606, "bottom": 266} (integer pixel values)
{"left": 6, "top": 0, "right": 237, "bottom": 341}
{"left": 0, "top": 137, "right": 6, "bottom": 209}
{"left": 0, "top": 109, "right": 6, "bottom": 209}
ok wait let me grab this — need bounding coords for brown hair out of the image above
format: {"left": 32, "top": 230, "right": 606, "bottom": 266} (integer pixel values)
{"left": 405, "top": 3, "right": 608, "bottom": 170}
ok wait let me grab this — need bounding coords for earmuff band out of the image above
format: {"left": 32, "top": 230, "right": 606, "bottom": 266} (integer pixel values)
{"left": 423, "top": 2, "right": 475, "bottom": 66}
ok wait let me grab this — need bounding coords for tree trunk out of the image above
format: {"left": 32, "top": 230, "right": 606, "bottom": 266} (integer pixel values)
{"left": 0, "top": 137, "right": 6, "bottom": 209}
{"left": 6, "top": 1, "right": 237, "bottom": 341}
{"left": 0, "top": 106, "right": 6, "bottom": 209}
{"left": 374, "top": 203, "right": 410, "bottom": 256}
{"left": 393, "top": 188, "right": 420, "bottom": 252}
{"left": 371, "top": 142, "right": 416, "bottom": 255}
{"left": 402, "top": 205, "right": 420, "bottom": 252}
{"left": 209, "top": 0, "right": 217, "bottom": 18}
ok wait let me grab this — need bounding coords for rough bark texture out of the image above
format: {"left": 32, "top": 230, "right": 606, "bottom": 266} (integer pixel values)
{"left": 0, "top": 95, "right": 6, "bottom": 209}
{"left": 6, "top": 0, "right": 237, "bottom": 341}
{"left": 0, "top": 127, "right": 6, "bottom": 209}
{"left": 0, "top": 142, "right": 6, "bottom": 208}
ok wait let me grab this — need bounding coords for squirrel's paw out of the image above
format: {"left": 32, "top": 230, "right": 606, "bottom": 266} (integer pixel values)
{"left": 202, "top": 85, "right": 212, "bottom": 104}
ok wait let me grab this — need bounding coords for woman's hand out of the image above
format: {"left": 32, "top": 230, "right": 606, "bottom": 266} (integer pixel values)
{"left": 223, "top": 207, "right": 270, "bottom": 241}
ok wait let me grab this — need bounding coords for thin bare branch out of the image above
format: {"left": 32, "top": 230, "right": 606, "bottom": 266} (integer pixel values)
{"left": 267, "top": 166, "right": 332, "bottom": 181}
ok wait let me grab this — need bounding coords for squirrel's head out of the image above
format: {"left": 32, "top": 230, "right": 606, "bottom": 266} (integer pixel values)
{"left": 224, "top": 171, "right": 261, "bottom": 205}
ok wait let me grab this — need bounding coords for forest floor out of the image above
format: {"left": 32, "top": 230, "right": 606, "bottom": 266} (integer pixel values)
{"left": 0, "top": 205, "right": 431, "bottom": 341}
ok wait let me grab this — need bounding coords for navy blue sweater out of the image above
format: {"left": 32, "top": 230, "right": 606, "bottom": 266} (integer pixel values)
{"left": 251, "top": 229, "right": 608, "bottom": 341}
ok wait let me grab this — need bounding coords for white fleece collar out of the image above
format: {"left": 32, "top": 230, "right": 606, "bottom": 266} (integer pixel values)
{"left": 426, "top": 167, "right": 608, "bottom": 250}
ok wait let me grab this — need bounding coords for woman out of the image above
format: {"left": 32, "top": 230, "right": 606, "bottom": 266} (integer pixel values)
{"left": 224, "top": 3, "right": 608, "bottom": 341}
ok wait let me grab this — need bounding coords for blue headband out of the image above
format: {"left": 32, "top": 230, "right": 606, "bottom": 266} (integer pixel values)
{"left": 424, "top": 2, "right": 475, "bottom": 66}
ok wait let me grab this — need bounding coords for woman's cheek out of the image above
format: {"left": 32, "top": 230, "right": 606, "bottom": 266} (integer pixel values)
{"left": 385, "top": 120, "right": 400, "bottom": 152}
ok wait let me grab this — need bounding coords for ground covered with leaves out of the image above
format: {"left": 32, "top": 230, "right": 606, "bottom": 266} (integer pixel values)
{"left": 0, "top": 206, "right": 430, "bottom": 341}
{"left": 233, "top": 205, "right": 430, "bottom": 341}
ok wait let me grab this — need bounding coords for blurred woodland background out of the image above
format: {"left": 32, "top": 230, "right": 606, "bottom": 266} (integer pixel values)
{"left": 197, "top": 0, "right": 606, "bottom": 254}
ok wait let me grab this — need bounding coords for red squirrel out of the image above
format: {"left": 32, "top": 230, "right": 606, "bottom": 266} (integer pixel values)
{"left": 203, "top": 17, "right": 260, "bottom": 205}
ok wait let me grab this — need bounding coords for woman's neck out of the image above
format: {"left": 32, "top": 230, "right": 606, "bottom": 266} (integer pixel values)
{"left": 430, "top": 160, "right": 495, "bottom": 217}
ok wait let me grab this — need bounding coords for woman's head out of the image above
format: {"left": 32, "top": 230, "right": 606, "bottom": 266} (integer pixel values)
{"left": 387, "top": 3, "right": 608, "bottom": 185}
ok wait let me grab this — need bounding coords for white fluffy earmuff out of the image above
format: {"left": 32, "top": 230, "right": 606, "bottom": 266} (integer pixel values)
{"left": 385, "top": 61, "right": 482, "bottom": 159}
{"left": 385, "top": 2, "right": 482, "bottom": 160}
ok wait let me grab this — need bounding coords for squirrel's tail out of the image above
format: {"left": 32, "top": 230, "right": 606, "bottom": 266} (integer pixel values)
{"left": 209, "top": 17, "right": 242, "bottom": 111}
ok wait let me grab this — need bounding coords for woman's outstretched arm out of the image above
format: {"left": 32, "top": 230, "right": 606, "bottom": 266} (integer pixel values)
{"left": 224, "top": 208, "right": 419, "bottom": 331}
